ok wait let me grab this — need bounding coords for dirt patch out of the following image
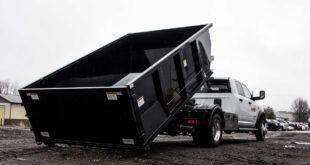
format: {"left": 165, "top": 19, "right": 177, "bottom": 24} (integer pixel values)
{"left": 4, "top": 119, "right": 31, "bottom": 127}
{"left": 1, "top": 127, "right": 310, "bottom": 165}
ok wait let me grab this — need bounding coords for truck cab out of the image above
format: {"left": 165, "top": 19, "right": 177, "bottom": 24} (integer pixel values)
{"left": 166, "top": 77, "right": 267, "bottom": 147}
{"left": 193, "top": 77, "right": 265, "bottom": 128}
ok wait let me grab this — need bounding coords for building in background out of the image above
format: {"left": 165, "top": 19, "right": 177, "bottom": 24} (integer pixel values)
{"left": 0, "top": 94, "right": 29, "bottom": 127}
{"left": 276, "top": 111, "right": 294, "bottom": 121}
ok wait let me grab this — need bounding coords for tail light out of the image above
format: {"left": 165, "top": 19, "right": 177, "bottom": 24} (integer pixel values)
{"left": 187, "top": 120, "right": 198, "bottom": 124}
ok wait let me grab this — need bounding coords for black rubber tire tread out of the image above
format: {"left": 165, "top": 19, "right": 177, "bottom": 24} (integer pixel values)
{"left": 255, "top": 119, "right": 266, "bottom": 141}
{"left": 193, "top": 113, "right": 223, "bottom": 147}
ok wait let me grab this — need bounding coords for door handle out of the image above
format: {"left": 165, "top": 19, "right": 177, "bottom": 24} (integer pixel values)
{"left": 239, "top": 99, "right": 243, "bottom": 102}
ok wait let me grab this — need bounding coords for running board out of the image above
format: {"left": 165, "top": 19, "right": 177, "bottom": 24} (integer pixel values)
{"left": 238, "top": 128, "right": 258, "bottom": 131}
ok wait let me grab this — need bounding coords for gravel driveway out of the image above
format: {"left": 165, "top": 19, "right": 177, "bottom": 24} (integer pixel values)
{"left": 1, "top": 127, "right": 310, "bottom": 165}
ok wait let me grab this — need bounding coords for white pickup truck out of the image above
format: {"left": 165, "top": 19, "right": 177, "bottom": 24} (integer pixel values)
{"left": 165, "top": 77, "right": 267, "bottom": 147}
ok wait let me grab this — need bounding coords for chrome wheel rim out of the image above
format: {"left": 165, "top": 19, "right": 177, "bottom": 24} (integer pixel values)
{"left": 212, "top": 119, "right": 221, "bottom": 142}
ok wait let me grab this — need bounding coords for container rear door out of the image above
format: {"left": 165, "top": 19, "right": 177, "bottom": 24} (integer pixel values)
{"left": 20, "top": 87, "right": 142, "bottom": 147}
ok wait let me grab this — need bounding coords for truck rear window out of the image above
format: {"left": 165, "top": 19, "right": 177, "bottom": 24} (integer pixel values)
{"left": 197, "top": 79, "right": 231, "bottom": 93}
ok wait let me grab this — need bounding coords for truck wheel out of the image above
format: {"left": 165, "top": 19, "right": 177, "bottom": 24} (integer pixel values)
{"left": 193, "top": 113, "right": 223, "bottom": 147}
{"left": 255, "top": 119, "right": 267, "bottom": 141}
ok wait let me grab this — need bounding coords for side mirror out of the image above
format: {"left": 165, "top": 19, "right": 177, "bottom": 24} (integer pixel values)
{"left": 252, "top": 90, "right": 265, "bottom": 100}
{"left": 259, "top": 90, "right": 265, "bottom": 99}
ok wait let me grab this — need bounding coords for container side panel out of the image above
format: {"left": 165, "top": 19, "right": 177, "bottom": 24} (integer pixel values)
{"left": 196, "top": 30, "right": 212, "bottom": 72}
{"left": 130, "top": 26, "right": 213, "bottom": 144}
{"left": 132, "top": 73, "right": 168, "bottom": 137}
{"left": 160, "top": 55, "right": 183, "bottom": 111}
{"left": 140, "top": 101, "right": 167, "bottom": 137}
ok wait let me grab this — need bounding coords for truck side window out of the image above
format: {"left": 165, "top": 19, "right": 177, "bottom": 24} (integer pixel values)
{"left": 197, "top": 80, "right": 231, "bottom": 93}
{"left": 241, "top": 83, "right": 252, "bottom": 99}
{"left": 235, "top": 81, "right": 245, "bottom": 96}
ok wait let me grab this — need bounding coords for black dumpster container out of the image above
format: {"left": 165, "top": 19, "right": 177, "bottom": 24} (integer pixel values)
{"left": 19, "top": 24, "right": 213, "bottom": 150}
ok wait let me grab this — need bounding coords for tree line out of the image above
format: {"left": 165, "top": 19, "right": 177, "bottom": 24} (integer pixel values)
{"left": 0, "top": 80, "right": 20, "bottom": 95}
{"left": 264, "top": 98, "right": 310, "bottom": 123}
{"left": 291, "top": 98, "right": 309, "bottom": 122}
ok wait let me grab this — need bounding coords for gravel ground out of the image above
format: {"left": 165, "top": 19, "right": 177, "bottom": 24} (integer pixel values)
{"left": 1, "top": 127, "right": 310, "bottom": 165}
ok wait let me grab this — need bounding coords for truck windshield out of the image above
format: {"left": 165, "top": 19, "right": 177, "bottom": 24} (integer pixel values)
{"left": 197, "top": 79, "right": 231, "bottom": 93}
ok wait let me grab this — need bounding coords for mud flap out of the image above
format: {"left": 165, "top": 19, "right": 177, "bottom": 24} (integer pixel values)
{"left": 223, "top": 113, "right": 238, "bottom": 131}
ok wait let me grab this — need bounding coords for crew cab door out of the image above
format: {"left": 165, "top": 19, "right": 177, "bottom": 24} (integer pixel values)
{"left": 234, "top": 81, "right": 256, "bottom": 127}
{"left": 240, "top": 83, "right": 258, "bottom": 125}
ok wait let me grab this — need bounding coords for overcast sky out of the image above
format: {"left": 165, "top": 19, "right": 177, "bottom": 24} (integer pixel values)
{"left": 1, "top": 0, "right": 310, "bottom": 111}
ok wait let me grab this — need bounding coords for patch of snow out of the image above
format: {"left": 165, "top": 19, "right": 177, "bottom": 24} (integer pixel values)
{"left": 294, "top": 141, "right": 310, "bottom": 145}
{"left": 283, "top": 145, "right": 295, "bottom": 149}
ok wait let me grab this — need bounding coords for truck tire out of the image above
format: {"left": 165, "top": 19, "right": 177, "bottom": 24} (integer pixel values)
{"left": 255, "top": 119, "right": 267, "bottom": 141}
{"left": 193, "top": 113, "right": 223, "bottom": 147}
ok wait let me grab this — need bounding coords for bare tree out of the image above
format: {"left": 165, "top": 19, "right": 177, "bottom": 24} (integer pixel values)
{"left": 291, "top": 98, "right": 310, "bottom": 122}
{"left": 0, "top": 80, "right": 20, "bottom": 95}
